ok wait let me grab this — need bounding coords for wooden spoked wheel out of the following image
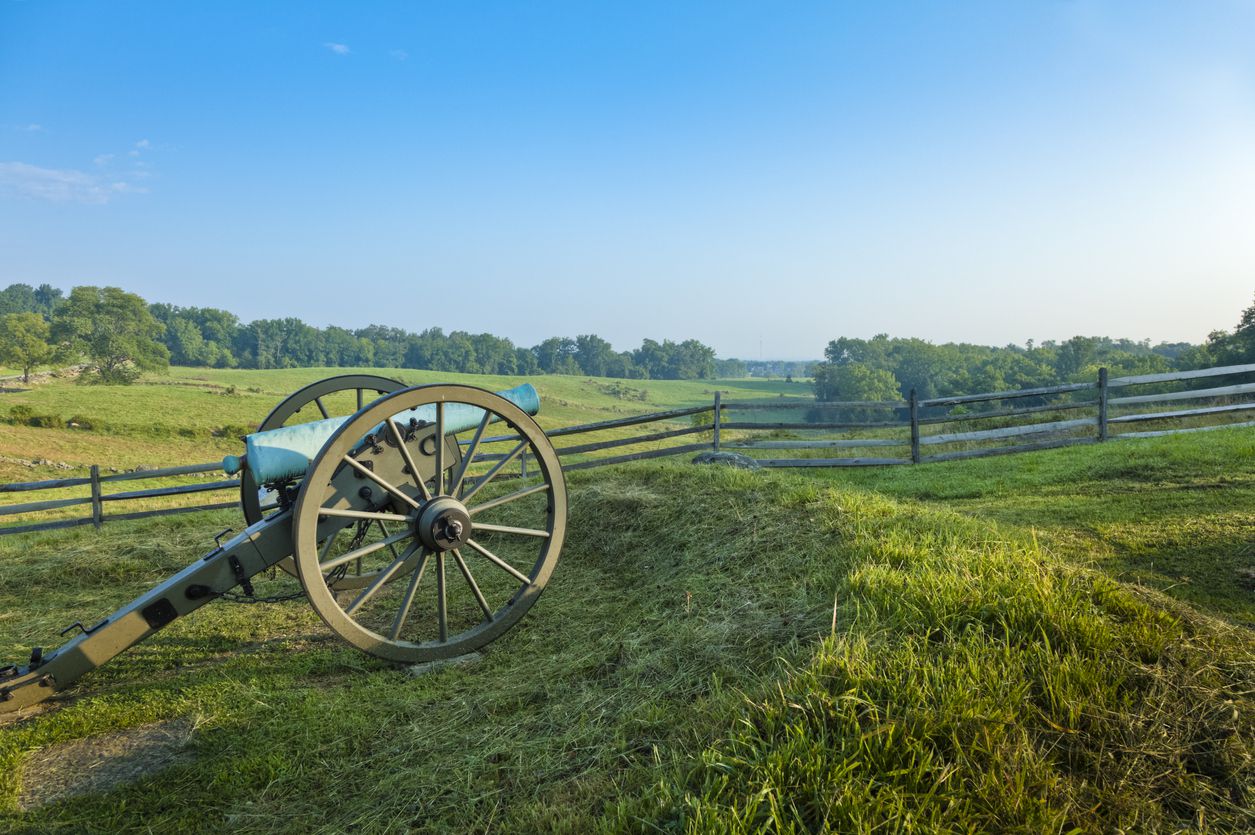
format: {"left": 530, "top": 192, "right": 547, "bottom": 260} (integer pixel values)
{"left": 291, "top": 385, "right": 567, "bottom": 663}
{"left": 241, "top": 374, "right": 404, "bottom": 588}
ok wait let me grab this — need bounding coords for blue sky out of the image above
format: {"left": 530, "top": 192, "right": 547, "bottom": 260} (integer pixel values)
{"left": 1, "top": 1, "right": 1252, "bottom": 359}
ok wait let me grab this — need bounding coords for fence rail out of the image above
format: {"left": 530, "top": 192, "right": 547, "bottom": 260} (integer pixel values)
{"left": 3, "top": 362, "right": 1253, "bottom": 536}
{"left": 0, "top": 461, "right": 241, "bottom": 536}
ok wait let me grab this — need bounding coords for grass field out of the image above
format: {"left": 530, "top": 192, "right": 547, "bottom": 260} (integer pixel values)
{"left": 814, "top": 427, "right": 1255, "bottom": 627}
{"left": 0, "top": 366, "right": 803, "bottom": 480}
{"left": 0, "top": 367, "right": 803, "bottom": 530}
{"left": 0, "top": 368, "right": 1251, "bottom": 832}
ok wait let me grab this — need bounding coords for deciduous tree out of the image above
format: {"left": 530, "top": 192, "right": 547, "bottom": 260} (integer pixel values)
{"left": 51, "top": 286, "right": 168, "bottom": 384}
{"left": 0, "top": 312, "right": 56, "bottom": 382}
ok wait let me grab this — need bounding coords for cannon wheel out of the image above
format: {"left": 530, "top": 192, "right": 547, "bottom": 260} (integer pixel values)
{"left": 242, "top": 374, "right": 405, "bottom": 588}
{"left": 291, "top": 384, "right": 567, "bottom": 663}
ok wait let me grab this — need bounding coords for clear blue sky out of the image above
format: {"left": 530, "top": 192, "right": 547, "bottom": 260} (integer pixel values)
{"left": 1, "top": 1, "right": 1252, "bottom": 359}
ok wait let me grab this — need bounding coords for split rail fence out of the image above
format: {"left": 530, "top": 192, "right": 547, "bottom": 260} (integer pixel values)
{"left": 2, "top": 362, "right": 1252, "bottom": 536}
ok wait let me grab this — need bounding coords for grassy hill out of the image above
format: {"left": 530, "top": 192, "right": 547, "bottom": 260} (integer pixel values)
{"left": 814, "top": 428, "right": 1255, "bottom": 627}
{"left": 0, "top": 368, "right": 1251, "bottom": 831}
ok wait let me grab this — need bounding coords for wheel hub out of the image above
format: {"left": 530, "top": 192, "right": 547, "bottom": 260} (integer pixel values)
{"left": 415, "top": 496, "right": 472, "bottom": 552}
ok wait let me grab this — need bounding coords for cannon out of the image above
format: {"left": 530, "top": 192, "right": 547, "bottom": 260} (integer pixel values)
{"left": 0, "top": 381, "right": 567, "bottom": 714}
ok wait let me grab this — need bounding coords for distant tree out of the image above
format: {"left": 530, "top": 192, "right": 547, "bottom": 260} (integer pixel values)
{"left": 889, "top": 339, "right": 950, "bottom": 399}
{"left": 166, "top": 317, "right": 208, "bottom": 365}
{"left": 971, "top": 350, "right": 1056, "bottom": 393}
{"left": 356, "top": 324, "right": 409, "bottom": 368}
{"left": 33, "top": 284, "right": 63, "bottom": 316}
{"left": 1227, "top": 292, "right": 1255, "bottom": 362}
{"left": 604, "top": 351, "right": 644, "bottom": 378}
{"left": 715, "top": 358, "right": 748, "bottom": 378}
{"left": 52, "top": 286, "right": 169, "bottom": 383}
{"left": 157, "top": 304, "right": 240, "bottom": 367}
{"left": 0, "top": 312, "right": 56, "bottom": 382}
{"left": 1150, "top": 341, "right": 1194, "bottom": 362}
{"left": 631, "top": 339, "right": 667, "bottom": 379}
{"left": 575, "top": 334, "right": 615, "bottom": 377}
{"left": 0, "top": 284, "right": 39, "bottom": 316}
{"left": 812, "top": 363, "right": 900, "bottom": 403}
{"left": 514, "top": 346, "right": 540, "bottom": 375}
{"left": 444, "top": 331, "right": 479, "bottom": 373}
{"left": 824, "top": 335, "right": 893, "bottom": 370}
{"left": 1175, "top": 341, "right": 1215, "bottom": 370}
{"left": 1053, "top": 336, "right": 1100, "bottom": 380}
{"left": 671, "top": 339, "right": 716, "bottom": 379}
{"left": 533, "top": 337, "right": 579, "bottom": 374}
{"left": 471, "top": 333, "right": 517, "bottom": 374}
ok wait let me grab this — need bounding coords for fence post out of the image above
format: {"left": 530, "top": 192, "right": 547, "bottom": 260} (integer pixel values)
{"left": 1097, "top": 367, "right": 1109, "bottom": 441}
{"left": 713, "top": 391, "right": 721, "bottom": 452}
{"left": 909, "top": 389, "right": 921, "bottom": 464}
{"left": 89, "top": 465, "right": 103, "bottom": 528}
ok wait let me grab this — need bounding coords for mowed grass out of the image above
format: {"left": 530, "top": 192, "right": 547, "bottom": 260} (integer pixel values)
{"left": 810, "top": 426, "right": 1255, "bottom": 626}
{"left": 0, "top": 458, "right": 1251, "bottom": 832}
{"left": 0, "top": 369, "right": 1252, "bottom": 831}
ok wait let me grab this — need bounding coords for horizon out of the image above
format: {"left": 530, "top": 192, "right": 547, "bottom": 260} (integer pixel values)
{"left": 2, "top": 1, "right": 1253, "bottom": 357}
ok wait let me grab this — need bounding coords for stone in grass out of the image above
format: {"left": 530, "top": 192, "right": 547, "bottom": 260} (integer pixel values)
{"left": 18, "top": 716, "right": 196, "bottom": 811}
{"left": 691, "top": 451, "right": 761, "bottom": 470}
{"left": 406, "top": 652, "right": 483, "bottom": 677}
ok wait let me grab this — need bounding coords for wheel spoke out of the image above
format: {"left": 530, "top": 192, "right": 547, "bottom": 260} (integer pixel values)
{"left": 386, "top": 418, "right": 432, "bottom": 502}
{"left": 434, "top": 402, "right": 445, "bottom": 496}
{"left": 322, "top": 528, "right": 413, "bottom": 572}
{"left": 436, "top": 552, "right": 448, "bottom": 641}
{"left": 342, "top": 455, "right": 420, "bottom": 509}
{"left": 345, "top": 542, "right": 421, "bottom": 616}
{"left": 473, "top": 522, "right": 551, "bottom": 538}
{"left": 464, "top": 537, "right": 532, "bottom": 586}
{"left": 389, "top": 549, "right": 431, "bottom": 640}
{"left": 451, "top": 548, "right": 494, "bottom": 622}
{"left": 449, "top": 411, "right": 492, "bottom": 499}
{"left": 376, "top": 520, "right": 403, "bottom": 560}
{"left": 467, "top": 483, "right": 550, "bottom": 516}
{"left": 460, "top": 440, "right": 528, "bottom": 503}
{"left": 318, "top": 528, "right": 341, "bottom": 562}
{"left": 315, "top": 397, "right": 330, "bottom": 419}
{"left": 318, "top": 507, "right": 411, "bottom": 523}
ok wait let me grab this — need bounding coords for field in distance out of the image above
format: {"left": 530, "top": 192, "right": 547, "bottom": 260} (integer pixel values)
{"left": 0, "top": 366, "right": 806, "bottom": 481}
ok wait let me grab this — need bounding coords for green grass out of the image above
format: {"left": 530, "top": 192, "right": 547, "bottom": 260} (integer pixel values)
{"left": 0, "top": 365, "right": 793, "bottom": 483}
{"left": 0, "top": 368, "right": 1251, "bottom": 832}
{"left": 809, "top": 426, "right": 1255, "bottom": 626}
{"left": 0, "top": 366, "right": 796, "bottom": 528}
{"left": 0, "top": 457, "right": 1251, "bottom": 832}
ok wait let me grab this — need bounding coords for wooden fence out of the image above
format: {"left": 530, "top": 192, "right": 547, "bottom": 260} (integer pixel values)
{"left": 717, "top": 361, "right": 1255, "bottom": 465}
{"left": 2, "top": 362, "right": 1252, "bottom": 536}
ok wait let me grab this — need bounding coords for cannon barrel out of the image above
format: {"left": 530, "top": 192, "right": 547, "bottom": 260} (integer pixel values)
{"left": 223, "top": 383, "right": 539, "bottom": 485}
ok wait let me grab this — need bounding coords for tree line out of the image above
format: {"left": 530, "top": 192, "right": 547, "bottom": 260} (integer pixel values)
{"left": 0, "top": 283, "right": 719, "bottom": 383}
{"left": 810, "top": 293, "right": 1254, "bottom": 402}
{"left": 3, "top": 281, "right": 1249, "bottom": 394}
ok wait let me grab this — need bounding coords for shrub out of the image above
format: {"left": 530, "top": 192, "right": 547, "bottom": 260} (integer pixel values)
{"left": 6, "top": 404, "right": 62, "bottom": 427}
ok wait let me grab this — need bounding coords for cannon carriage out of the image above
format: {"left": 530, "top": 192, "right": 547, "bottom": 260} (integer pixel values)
{"left": 0, "top": 380, "right": 567, "bottom": 714}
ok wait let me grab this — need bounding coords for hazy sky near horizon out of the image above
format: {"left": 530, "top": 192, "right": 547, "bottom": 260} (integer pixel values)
{"left": 1, "top": 1, "right": 1252, "bottom": 359}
